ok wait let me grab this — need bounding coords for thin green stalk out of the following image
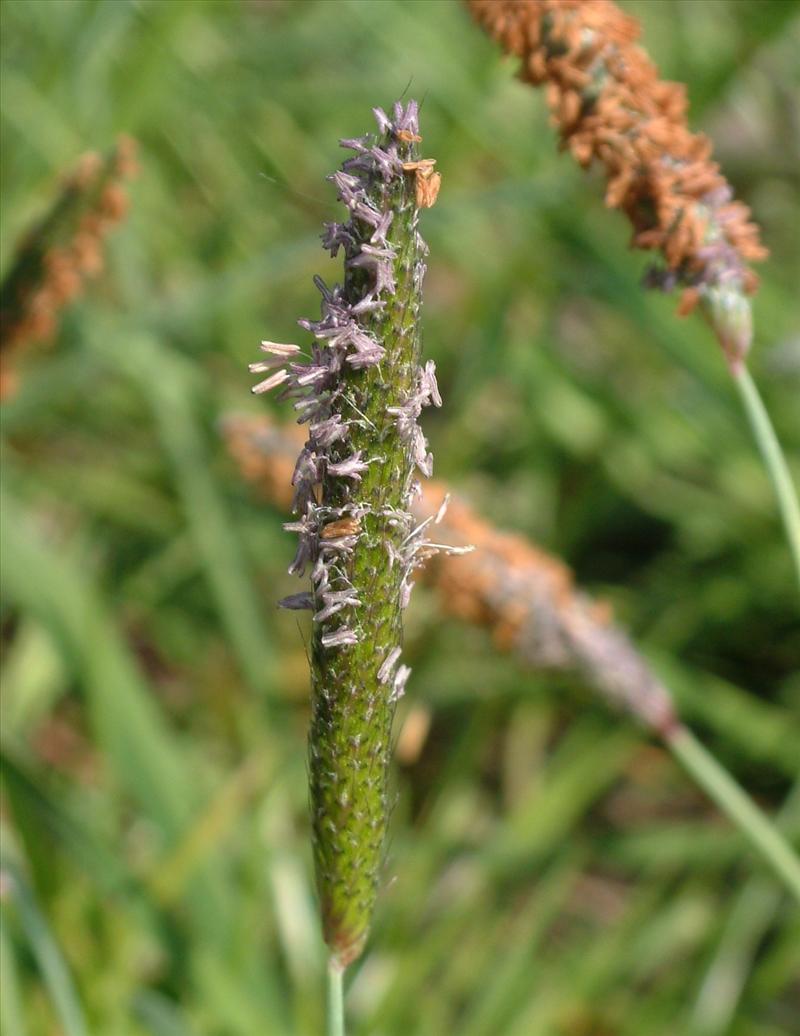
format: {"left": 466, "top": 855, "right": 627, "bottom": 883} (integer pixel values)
{"left": 666, "top": 725, "right": 800, "bottom": 905}
{"left": 690, "top": 781, "right": 800, "bottom": 1034}
{"left": 1, "top": 856, "right": 89, "bottom": 1036}
{"left": 733, "top": 364, "right": 800, "bottom": 589}
{"left": 327, "top": 960, "right": 345, "bottom": 1036}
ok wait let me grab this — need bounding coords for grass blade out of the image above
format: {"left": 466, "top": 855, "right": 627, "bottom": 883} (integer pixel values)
{"left": 0, "top": 853, "right": 89, "bottom": 1036}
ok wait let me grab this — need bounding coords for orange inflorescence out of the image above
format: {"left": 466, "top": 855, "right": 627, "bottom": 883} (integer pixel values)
{"left": 467, "top": 0, "right": 767, "bottom": 363}
{"left": 421, "top": 479, "right": 575, "bottom": 652}
{"left": 224, "top": 414, "right": 677, "bottom": 736}
{"left": 0, "top": 136, "right": 138, "bottom": 399}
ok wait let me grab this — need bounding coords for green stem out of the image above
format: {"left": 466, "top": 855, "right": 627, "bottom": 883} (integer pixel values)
{"left": 733, "top": 365, "right": 800, "bottom": 590}
{"left": 690, "top": 781, "right": 800, "bottom": 1035}
{"left": 327, "top": 960, "right": 345, "bottom": 1036}
{"left": 666, "top": 725, "right": 800, "bottom": 905}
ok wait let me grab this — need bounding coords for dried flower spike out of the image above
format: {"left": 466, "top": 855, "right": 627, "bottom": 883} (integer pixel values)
{"left": 0, "top": 136, "right": 137, "bottom": 398}
{"left": 252, "top": 102, "right": 447, "bottom": 968}
{"left": 467, "top": 0, "right": 767, "bottom": 369}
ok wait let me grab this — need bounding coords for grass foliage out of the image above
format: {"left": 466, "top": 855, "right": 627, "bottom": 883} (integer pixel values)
{"left": 1, "top": 1, "right": 799, "bottom": 1033}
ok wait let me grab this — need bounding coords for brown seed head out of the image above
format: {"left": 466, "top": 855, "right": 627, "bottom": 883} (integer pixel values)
{"left": 466, "top": 0, "right": 767, "bottom": 363}
{"left": 1, "top": 135, "right": 137, "bottom": 397}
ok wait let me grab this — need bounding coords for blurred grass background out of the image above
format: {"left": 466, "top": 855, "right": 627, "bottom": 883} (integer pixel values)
{"left": 1, "top": 1, "right": 799, "bottom": 1033}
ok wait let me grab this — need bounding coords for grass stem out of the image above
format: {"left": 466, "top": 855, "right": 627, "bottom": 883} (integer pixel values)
{"left": 667, "top": 725, "right": 800, "bottom": 905}
{"left": 327, "top": 960, "right": 345, "bottom": 1036}
{"left": 733, "top": 365, "right": 800, "bottom": 589}
{"left": 690, "top": 781, "right": 800, "bottom": 1034}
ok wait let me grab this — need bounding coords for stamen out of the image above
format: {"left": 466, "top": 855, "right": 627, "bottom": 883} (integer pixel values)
{"left": 252, "top": 368, "right": 290, "bottom": 394}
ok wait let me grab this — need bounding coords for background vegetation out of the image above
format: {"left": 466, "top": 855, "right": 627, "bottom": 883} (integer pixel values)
{"left": 1, "top": 1, "right": 798, "bottom": 1033}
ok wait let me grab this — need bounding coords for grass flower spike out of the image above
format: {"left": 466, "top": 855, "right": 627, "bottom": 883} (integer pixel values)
{"left": 467, "top": 0, "right": 767, "bottom": 370}
{"left": 252, "top": 102, "right": 455, "bottom": 970}
{"left": 0, "top": 136, "right": 137, "bottom": 398}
